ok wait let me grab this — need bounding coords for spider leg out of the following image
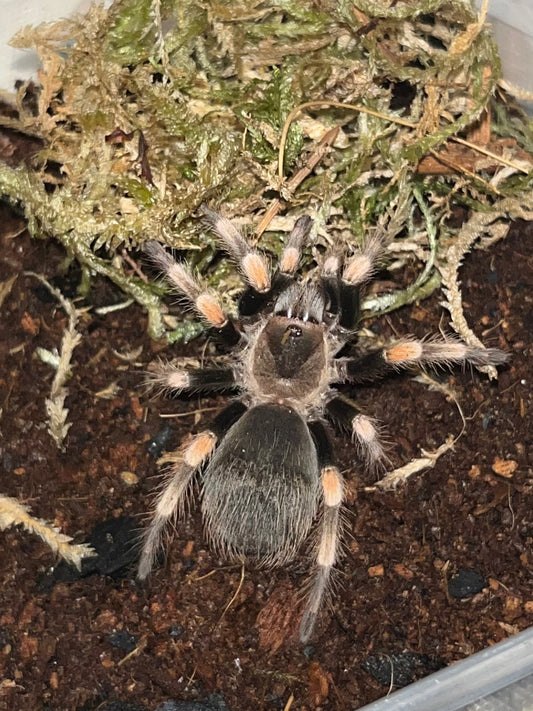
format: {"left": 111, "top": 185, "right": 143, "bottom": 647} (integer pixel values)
{"left": 336, "top": 337, "right": 509, "bottom": 384}
{"left": 323, "top": 232, "right": 383, "bottom": 331}
{"left": 279, "top": 215, "right": 313, "bottom": 275}
{"left": 200, "top": 205, "right": 271, "bottom": 294}
{"left": 147, "top": 362, "right": 240, "bottom": 395}
{"left": 326, "top": 395, "right": 387, "bottom": 469}
{"left": 234, "top": 214, "right": 314, "bottom": 318}
{"left": 137, "top": 430, "right": 216, "bottom": 580}
{"left": 138, "top": 401, "right": 247, "bottom": 580}
{"left": 300, "top": 421, "right": 344, "bottom": 643}
{"left": 321, "top": 255, "right": 341, "bottom": 318}
{"left": 144, "top": 241, "right": 241, "bottom": 347}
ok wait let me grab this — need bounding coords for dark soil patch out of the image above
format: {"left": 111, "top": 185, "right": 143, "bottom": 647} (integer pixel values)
{"left": 0, "top": 186, "right": 532, "bottom": 709}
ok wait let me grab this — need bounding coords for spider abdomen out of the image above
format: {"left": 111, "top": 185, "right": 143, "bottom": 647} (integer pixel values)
{"left": 201, "top": 404, "right": 320, "bottom": 566}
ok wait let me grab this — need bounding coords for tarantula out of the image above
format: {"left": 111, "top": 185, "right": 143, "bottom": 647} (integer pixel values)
{"left": 138, "top": 206, "right": 506, "bottom": 642}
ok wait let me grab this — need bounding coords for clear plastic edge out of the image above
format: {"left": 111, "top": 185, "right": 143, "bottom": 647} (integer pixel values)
{"left": 356, "top": 626, "right": 533, "bottom": 711}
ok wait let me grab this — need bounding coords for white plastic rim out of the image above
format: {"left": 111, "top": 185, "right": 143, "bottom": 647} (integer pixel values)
{"left": 478, "top": 0, "right": 533, "bottom": 109}
{"left": 0, "top": 0, "right": 109, "bottom": 95}
{"left": 357, "top": 625, "right": 533, "bottom": 711}
{"left": 0, "top": 0, "right": 532, "bottom": 110}
{"left": 481, "top": 0, "right": 533, "bottom": 32}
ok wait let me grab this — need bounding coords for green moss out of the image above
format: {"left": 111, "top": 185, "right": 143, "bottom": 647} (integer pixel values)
{"left": 0, "top": 0, "right": 531, "bottom": 340}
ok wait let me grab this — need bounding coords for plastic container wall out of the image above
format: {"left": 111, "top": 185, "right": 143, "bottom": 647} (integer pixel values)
{"left": 479, "top": 0, "right": 533, "bottom": 112}
{"left": 1, "top": 1, "right": 532, "bottom": 105}
{"left": 357, "top": 626, "right": 533, "bottom": 711}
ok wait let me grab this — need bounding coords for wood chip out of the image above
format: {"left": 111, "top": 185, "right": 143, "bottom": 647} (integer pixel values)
{"left": 0, "top": 275, "right": 17, "bottom": 309}
{"left": 368, "top": 564, "right": 384, "bottom": 578}
{"left": 119, "top": 471, "right": 139, "bottom": 486}
{"left": 468, "top": 464, "right": 481, "bottom": 479}
{"left": 492, "top": 457, "right": 518, "bottom": 478}
{"left": 21, "top": 311, "right": 40, "bottom": 335}
{"left": 393, "top": 564, "right": 414, "bottom": 580}
{"left": 308, "top": 661, "right": 330, "bottom": 706}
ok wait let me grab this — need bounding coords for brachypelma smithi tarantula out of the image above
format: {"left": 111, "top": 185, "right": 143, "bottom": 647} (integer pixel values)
{"left": 138, "top": 206, "right": 507, "bottom": 642}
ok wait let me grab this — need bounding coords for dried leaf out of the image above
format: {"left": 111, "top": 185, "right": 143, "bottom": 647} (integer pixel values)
{"left": 0, "top": 494, "right": 95, "bottom": 569}
{"left": 308, "top": 661, "right": 330, "bottom": 706}
{"left": 256, "top": 581, "right": 300, "bottom": 654}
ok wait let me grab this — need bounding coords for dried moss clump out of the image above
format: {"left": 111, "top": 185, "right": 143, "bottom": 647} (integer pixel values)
{"left": 0, "top": 0, "right": 532, "bottom": 340}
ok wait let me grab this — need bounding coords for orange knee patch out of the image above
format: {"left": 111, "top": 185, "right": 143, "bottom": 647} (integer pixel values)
{"left": 280, "top": 246, "right": 299, "bottom": 274}
{"left": 386, "top": 340, "right": 423, "bottom": 363}
{"left": 184, "top": 432, "right": 217, "bottom": 467}
{"left": 323, "top": 254, "right": 340, "bottom": 277}
{"left": 196, "top": 294, "right": 227, "bottom": 328}
{"left": 343, "top": 254, "right": 372, "bottom": 285}
{"left": 242, "top": 253, "right": 270, "bottom": 293}
{"left": 321, "top": 466, "right": 343, "bottom": 507}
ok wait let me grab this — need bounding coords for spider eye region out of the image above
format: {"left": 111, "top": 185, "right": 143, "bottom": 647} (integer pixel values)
{"left": 280, "top": 324, "right": 303, "bottom": 344}
{"left": 268, "top": 321, "right": 318, "bottom": 376}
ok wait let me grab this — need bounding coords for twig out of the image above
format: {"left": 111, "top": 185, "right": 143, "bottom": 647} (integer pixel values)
{"left": 256, "top": 126, "right": 339, "bottom": 236}
{"left": 438, "top": 213, "right": 508, "bottom": 379}
{"left": 214, "top": 563, "right": 245, "bottom": 628}
{"left": 278, "top": 100, "right": 415, "bottom": 182}
{"left": 283, "top": 693, "right": 295, "bottom": 711}
{"left": 278, "top": 101, "right": 529, "bottom": 188}
{"left": 159, "top": 406, "right": 220, "bottom": 418}
{"left": 427, "top": 148, "right": 501, "bottom": 195}
{"left": 450, "top": 136, "right": 529, "bottom": 174}
{"left": 368, "top": 370, "right": 467, "bottom": 490}
{"left": 117, "top": 634, "right": 148, "bottom": 667}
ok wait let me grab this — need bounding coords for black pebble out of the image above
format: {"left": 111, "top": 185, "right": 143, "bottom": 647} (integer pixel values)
{"left": 448, "top": 568, "right": 486, "bottom": 598}
{"left": 107, "top": 629, "right": 139, "bottom": 653}
{"left": 146, "top": 423, "right": 173, "bottom": 459}
{"left": 302, "top": 644, "right": 315, "bottom": 660}
{"left": 363, "top": 652, "right": 443, "bottom": 688}
{"left": 168, "top": 624, "right": 185, "bottom": 638}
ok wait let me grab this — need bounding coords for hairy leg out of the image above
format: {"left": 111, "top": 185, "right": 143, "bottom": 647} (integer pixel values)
{"left": 138, "top": 430, "right": 217, "bottom": 580}
{"left": 300, "top": 421, "right": 344, "bottom": 642}
{"left": 146, "top": 361, "right": 240, "bottom": 395}
{"left": 326, "top": 395, "right": 387, "bottom": 470}
{"left": 323, "top": 231, "right": 383, "bottom": 331}
{"left": 336, "top": 337, "right": 509, "bottom": 384}
{"left": 237, "top": 214, "right": 313, "bottom": 318}
{"left": 138, "top": 401, "right": 247, "bottom": 579}
{"left": 145, "top": 240, "right": 241, "bottom": 346}
{"left": 200, "top": 205, "right": 271, "bottom": 294}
